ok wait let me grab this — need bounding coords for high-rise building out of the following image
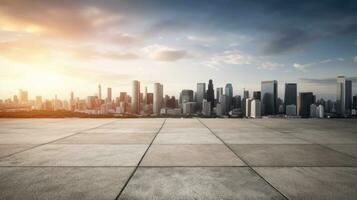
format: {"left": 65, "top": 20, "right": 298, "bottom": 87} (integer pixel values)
{"left": 19, "top": 89, "right": 28, "bottom": 103}
{"left": 284, "top": 83, "right": 297, "bottom": 114}
{"left": 182, "top": 102, "right": 196, "bottom": 114}
{"left": 13, "top": 95, "right": 18, "bottom": 103}
{"left": 98, "top": 84, "right": 102, "bottom": 100}
{"left": 233, "top": 95, "right": 241, "bottom": 109}
{"left": 245, "top": 98, "right": 252, "bottom": 117}
{"left": 196, "top": 83, "right": 206, "bottom": 110}
{"left": 253, "top": 91, "right": 261, "bottom": 100}
{"left": 298, "top": 92, "right": 314, "bottom": 118}
{"left": 207, "top": 79, "right": 214, "bottom": 110}
{"left": 181, "top": 90, "right": 194, "bottom": 103}
{"left": 202, "top": 99, "right": 211, "bottom": 116}
{"left": 261, "top": 80, "right": 278, "bottom": 115}
{"left": 119, "top": 92, "right": 127, "bottom": 102}
{"left": 250, "top": 99, "right": 261, "bottom": 118}
{"left": 353, "top": 95, "right": 357, "bottom": 110}
{"left": 310, "top": 104, "right": 317, "bottom": 118}
{"left": 218, "top": 95, "right": 227, "bottom": 115}
{"left": 131, "top": 80, "right": 140, "bottom": 114}
{"left": 317, "top": 105, "right": 324, "bottom": 118}
{"left": 225, "top": 83, "right": 233, "bottom": 112}
{"left": 153, "top": 83, "right": 163, "bottom": 114}
{"left": 243, "top": 89, "right": 249, "bottom": 99}
{"left": 147, "top": 93, "right": 154, "bottom": 105}
{"left": 286, "top": 105, "right": 297, "bottom": 116}
{"left": 144, "top": 87, "right": 148, "bottom": 105}
{"left": 336, "top": 76, "right": 352, "bottom": 116}
{"left": 107, "top": 87, "right": 112, "bottom": 103}
{"left": 216, "top": 87, "right": 223, "bottom": 103}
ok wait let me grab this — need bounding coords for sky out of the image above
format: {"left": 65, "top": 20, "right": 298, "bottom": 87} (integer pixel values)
{"left": 0, "top": 0, "right": 357, "bottom": 100}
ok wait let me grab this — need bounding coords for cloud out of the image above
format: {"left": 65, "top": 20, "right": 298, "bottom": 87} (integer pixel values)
{"left": 110, "top": 32, "right": 142, "bottom": 46}
{"left": 293, "top": 58, "right": 344, "bottom": 71}
{"left": 262, "top": 28, "right": 314, "bottom": 55}
{"left": 0, "top": 1, "right": 122, "bottom": 39}
{"left": 144, "top": 19, "right": 188, "bottom": 36}
{"left": 74, "top": 48, "right": 139, "bottom": 61}
{"left": 142, "top": 44, "right": 190, "bottom": 61}
{"left": 353, "top": 56, "right": 357, "bottom": 63}
{"left": 258, "top": 62, "right": 284, "bottom": 70}
{"left": 207, "top": 50, "right": 253, "bottom": 67}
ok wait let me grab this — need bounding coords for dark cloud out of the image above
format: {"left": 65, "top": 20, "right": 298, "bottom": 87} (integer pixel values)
{"left": 1, "top": 0, "right": 357, "bottom": 54}
{"left": 262, "top": 28, "right": 315, "bottom": 54}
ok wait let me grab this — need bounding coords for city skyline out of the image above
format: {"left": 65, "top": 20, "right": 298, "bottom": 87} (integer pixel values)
{"left": 2, "top": 75, "right": 356, "bottom": 118}
{"left": 1, "top": 1, "right": 357, "bottom": 100}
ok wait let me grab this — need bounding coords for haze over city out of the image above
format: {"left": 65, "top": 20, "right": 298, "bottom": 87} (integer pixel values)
{"left": 1, "top": 0, "right": 357, "bottom": 100}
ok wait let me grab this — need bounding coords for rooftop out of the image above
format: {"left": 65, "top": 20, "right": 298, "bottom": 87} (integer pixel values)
{"left": 1, "top": 118, "right": 357, "bottom": 199}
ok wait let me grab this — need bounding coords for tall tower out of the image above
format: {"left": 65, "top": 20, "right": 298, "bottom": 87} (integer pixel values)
{"left": 261, "top": 80, "right": 278, "bottom": 115}
{"left": 225, "top": 83, "right": 233, "bottom": 111}
{"left": 196, "top": 83, "right": 206, "bottom": 111}
{"left": 98, "top": 84, "right": 102, "bottom": 100}
{"left": 284, "top": 83, "right": 297, "bottom": 113}
{"left": 144, "top": 87, "right": 148, "bottom": 105}
{"left": 131, "top": 80, "right": 140, "bottom": 114}
{"left": 336, "top": 76, "right": 352, "bottom": 116}
{"left": 216, "top": 87, "right": 223, "bottom": 103}
{"left": 153, "top": 83, "right": 163, "bottom": 114}
{"left": 207, "top": 79, "right": 214, "bottom": 111}
{"left": 107, "top": 88, "right": 112, "bottom": 103}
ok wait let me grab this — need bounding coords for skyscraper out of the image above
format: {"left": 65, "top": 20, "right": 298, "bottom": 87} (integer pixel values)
{"left": 144, "top": 87, "right": 148, "bottom": 105}
{"left": 261, "top": 80, "right": 278, "bottom": 115}
{"left": 253, "top": 91, "right": 261, "bottom": 100}
{"left": 98, "top": 84, "right": 102, "bottom": 100}
{"left": 19, "top": 89, "right": 28, "bottom": 103}
{"left": 225, "top": 83, "right": 233, "bottom": 111}
{"left": 107, "top": 87, "right": 112, "bottom": 103}
{"left": 207, "top": 79, "right": 214, "bottom": 110}
{"left": 196, "top": 83, "right": 206, "bottom": 110}
{"left": 181, "top": 90, "right": 194, "bottom": 103}
{"left": 216, "top": 87, "right": 223, "bottom": 103}
{"left": 131, "top": 80, "right": 140, "bottom": 114}
{"left": 336, "top": 76, "right": 352, "bottom": 116}
{"left": 250, "top": 99, "right": 261, "bottom": 118}
{"left": 353, "top": 95, "right": 357, "bottom": 110}
{"left": 284, "top": 83, "right": 297, "bottom": 113}
{"left": 153, "top": 83, "right": 163, "bottom": 114}
{"left": 202, "top": 99, "right": 211, "bottom": 116}
{"left": 243, "top": 89, "right": 249, "bottom": 99}
{"left": 298, "top": 92, "right": 314, "bottom": 118}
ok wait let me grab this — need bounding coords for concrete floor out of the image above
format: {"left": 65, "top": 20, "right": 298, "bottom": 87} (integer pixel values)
{"left": 0, "top": 118, "right": 357, "bottom": 200}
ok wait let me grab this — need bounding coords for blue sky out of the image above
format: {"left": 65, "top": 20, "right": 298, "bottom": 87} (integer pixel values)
{"left": 0, "top": 0, "right": 356, "bottom": 100}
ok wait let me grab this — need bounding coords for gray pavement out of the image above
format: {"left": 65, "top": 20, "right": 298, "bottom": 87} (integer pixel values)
{"left": 0, "top": 118, "right": 357, "bottom": 200}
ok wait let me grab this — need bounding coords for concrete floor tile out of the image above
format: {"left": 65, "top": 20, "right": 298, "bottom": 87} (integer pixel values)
{"left": 326, "top": 144, "right": 357, "bottom": 158}
{"left": 160, "top": 128, "right": 211, "bottom": 134}
{"left": 141, "top": 144, "right": 245, "bottom": 166}
{"left": 119, "top": 167, "right": 285, "bottom": 200}
{"left": 0, "top": 145, "right": 34, "bottom": 157}
{"left": 254, "top": 167, "right": 357, "bottom": 200}
{"left": 56, "top": 132, "right": 156, "bottom": 144}
{"left": 0, "top": 167, "right": 134, "bottom": 200}
{"left": 216, "top": 132, "right": 309, "bottom": 144}
{"left": 154, "top": 133, "right": 222, "bottom": 144}
{"left": 289, "top": 131, "right": 357, "bottom": 144}
{"left": 230, "top": 144, "right": 357, "bottom": 166}
{"left": 0, "top": 144, "right": 148, "bottom": 166}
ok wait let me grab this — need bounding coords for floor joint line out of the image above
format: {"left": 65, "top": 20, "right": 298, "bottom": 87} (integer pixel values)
{"left": 197, "top": 118, "right": 290, "bottom": 200}
{"left": 115, "top": 118, "right": 167, "bottom": 200}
